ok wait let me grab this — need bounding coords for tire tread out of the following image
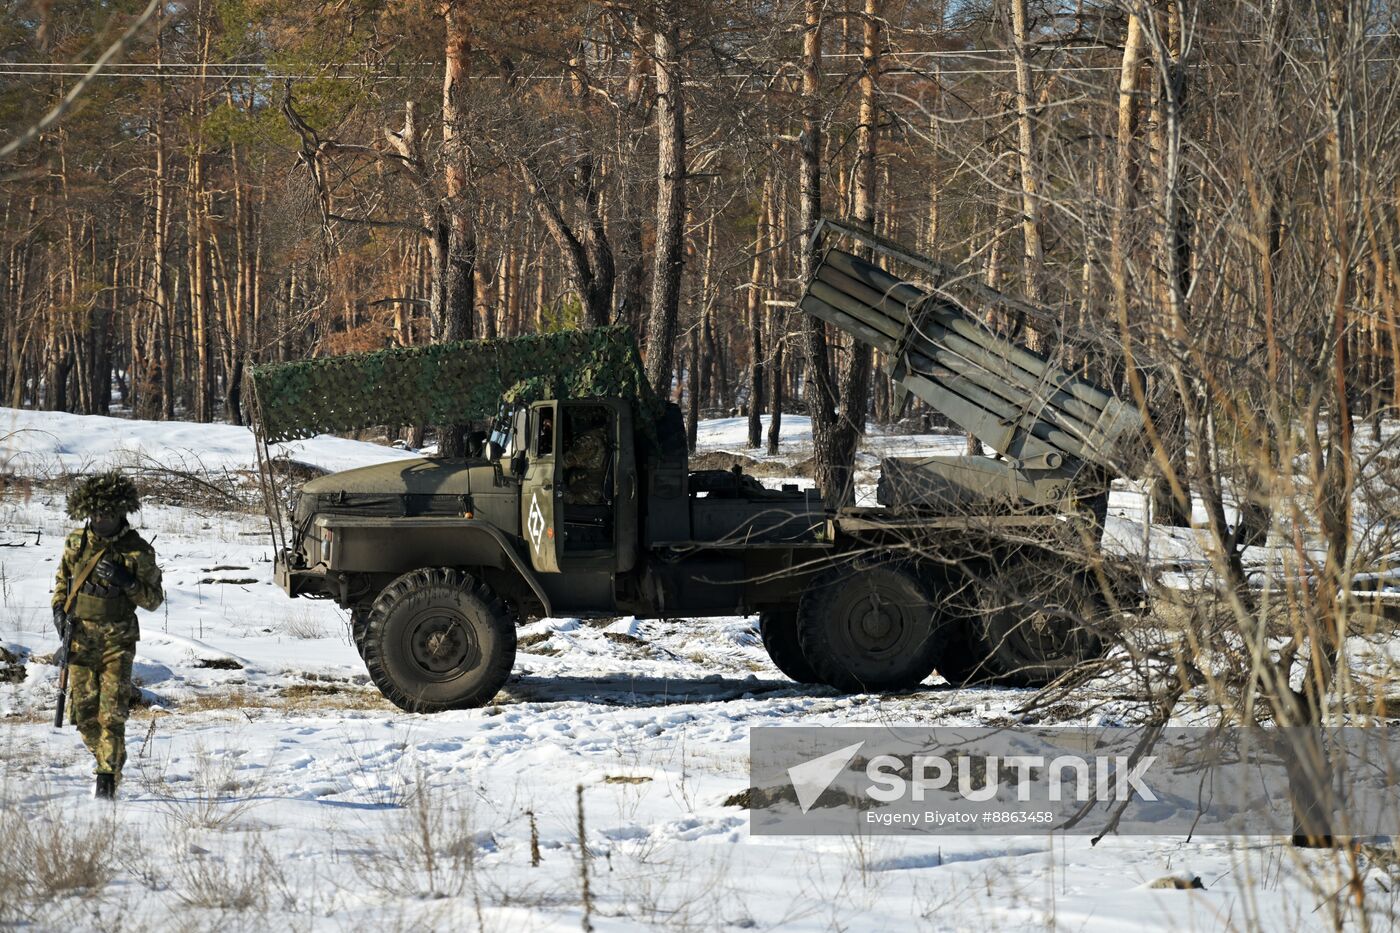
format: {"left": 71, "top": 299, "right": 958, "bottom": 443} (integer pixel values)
{"left": 361, "top": 567, "right": 517, "bottom": 712}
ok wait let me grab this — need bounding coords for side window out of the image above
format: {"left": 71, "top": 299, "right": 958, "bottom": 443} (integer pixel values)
{"left": 534, "top": 405, "right": 555, "bottom": 457}
{"left": 561, "top": 405, "right": 614, "bottom": 506}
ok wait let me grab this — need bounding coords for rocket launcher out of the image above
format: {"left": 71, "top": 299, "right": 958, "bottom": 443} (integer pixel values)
{"left": 796, "top": 219, "right": 1146, "bottom": 510}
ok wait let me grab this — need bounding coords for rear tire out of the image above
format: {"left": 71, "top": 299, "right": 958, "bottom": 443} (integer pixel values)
{"left": 759, "top": 609, "right": 820, "bottom": 684}
{"left": 932, "top": 621, "right": 996, "bottom": 686}
{"left": 797, "top": 559, "right": 945, "bottom": 693}
{"left": 938, "top": 555, "right": 1106, "bottom": 688}
{"left": 362, "top": 568, "right": 517, "bottom": 712}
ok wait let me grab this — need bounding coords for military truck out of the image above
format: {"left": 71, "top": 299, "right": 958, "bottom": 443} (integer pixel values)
{"left": 251, "top": 220, "right": 1146, "bottom": 712}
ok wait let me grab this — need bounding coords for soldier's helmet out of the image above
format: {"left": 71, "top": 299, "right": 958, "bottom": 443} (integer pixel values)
{"left": 67, "top": 471, "right": 141, "bottom": 520}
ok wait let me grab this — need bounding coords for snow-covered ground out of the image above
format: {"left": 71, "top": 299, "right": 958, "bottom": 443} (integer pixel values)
{"left": 0, "top": 408, "right": 1393, "bottom": 930}
{"left": 0, "top": 405, "right": 422, "bottom": 477}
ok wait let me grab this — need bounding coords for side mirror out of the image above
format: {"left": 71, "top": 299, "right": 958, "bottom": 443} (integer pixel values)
{"left": 510, "top": 451, "right": 528, "bottom": 477}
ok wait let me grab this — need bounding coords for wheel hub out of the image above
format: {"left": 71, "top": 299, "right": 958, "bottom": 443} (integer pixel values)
{"left": 845, "top": 592, "right": 906, "bottom": 655}
{"left": 408, "top": 612, "right": 478, "bottom": 677}
{"left": 1024, "top": 606, "right": 1073, "bottom": 648}
{"left": 860, "top": 607, "right": 895, "bottom": 641}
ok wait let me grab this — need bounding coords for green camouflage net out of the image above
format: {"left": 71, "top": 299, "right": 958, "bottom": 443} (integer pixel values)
{"left": 250, "top": 326, "right": 660, "bottom": 443}
{"left": 67, "top": 471, "right": 141, "bottom": 519}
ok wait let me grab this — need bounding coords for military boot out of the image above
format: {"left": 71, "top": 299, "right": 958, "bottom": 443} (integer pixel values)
{"left": 95, "top": 772, "right": 116, "bottom": 800}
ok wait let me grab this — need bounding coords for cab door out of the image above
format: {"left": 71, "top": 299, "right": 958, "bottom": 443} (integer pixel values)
{"left": 556, "top": 399, "right": 637, "bottom": 574}
{"left": 520, "top": 401, "right": 562, "bottom": 573}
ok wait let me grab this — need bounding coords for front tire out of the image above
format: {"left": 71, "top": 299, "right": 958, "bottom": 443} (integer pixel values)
{"left": 350, "top": 603, "right": 372, "bottom": 660}
{"left": 362, "top": 568, "right": 517, "bottom": 712}
{"left": 797, "top": 560, "right": 945, "bottom": 693}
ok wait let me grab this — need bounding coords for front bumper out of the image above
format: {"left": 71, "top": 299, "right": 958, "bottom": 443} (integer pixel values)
{"left": 274, "top": 552, "right": 339, "bottom": 600}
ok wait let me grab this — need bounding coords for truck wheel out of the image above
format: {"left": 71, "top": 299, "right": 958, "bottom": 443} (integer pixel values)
{"left": 931, "top": 621, "right": 1000, "bottom": 686}
{"left": 797, "top": 561, "right": 945, "bottom": 693}
{"left": 759, "top": 609, "right": 820, "bottom": 684}
{"left": 350, "top": 604, "right": 372, "bottom": 659}
{"left": 946, "top": 558, "right": 1105, "bottom": 688}
{"left": 362, "top": 568, "right": 517, "bottom": 712}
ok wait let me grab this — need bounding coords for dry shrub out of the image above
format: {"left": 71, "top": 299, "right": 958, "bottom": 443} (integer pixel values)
{"left": 26, "top": 811, "right": 119, "bottom": 896}
{"left": 139, "top": 743, "right": 264, "bottom": 830}
{"left": 282, "top": 610, "right": 327, "bottom": 640}
{"left": 170, "top": 833, "right": 279, "bottom": 912}
{"left": 351, "top": 772, "right": 484, "bottom": 900}
{"left": 0, "top": 774, "right": 120, "bottom": 919}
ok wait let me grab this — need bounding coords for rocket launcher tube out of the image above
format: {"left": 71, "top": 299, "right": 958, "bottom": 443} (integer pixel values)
{"left": 808, "top": 244, "right": 1143, "bottom": 474}
{"left": 805, "top": 281, "right": 1106, "bottom": 464}
{"left": 814, "top": 266, "right": 1115, "bottom": 438}
{"left": 822, "top": 249, "right": 1121, "bottom": 417}
{"left": 798, "top": 291, "right": 1077, "bottom": 465}
{"left": 812, "top": 259, "right": 1114, "bottom": 425}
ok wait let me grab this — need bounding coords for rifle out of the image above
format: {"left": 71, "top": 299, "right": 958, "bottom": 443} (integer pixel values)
{"left": 53, "top": 611, "right": 73, "bottom": 729}
{"left": 53, "top": 539, "right": 109, "bottom": 730}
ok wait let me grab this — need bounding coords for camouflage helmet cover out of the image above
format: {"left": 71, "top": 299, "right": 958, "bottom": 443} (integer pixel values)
{"left": 67, "top": 471, "right": 141, "bottom": 519}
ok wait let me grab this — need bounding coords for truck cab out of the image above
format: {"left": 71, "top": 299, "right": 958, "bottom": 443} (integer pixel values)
{"left": 511, "top": 398, "right": 639, "bottom": 576}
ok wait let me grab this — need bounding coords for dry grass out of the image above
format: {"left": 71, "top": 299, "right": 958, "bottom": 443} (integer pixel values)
{"left": 169, "top": 833, "right": 277, "bottom": 911}
{"left": 280, "top": 683, "right": 394, "bottom": 711}
{"left": 139, "top": 743, "right": 265, "bottom": 831}
{"left": 349, "top": 771, "right": 485, "bottom": 902}
{"left": 0, "top": 765, "right": 121, "bottom": 923}
{"left": 142, "top": 684, "right": 392, "bottom": 716}
{"left": 281, "top": 609, "right": 327, "bottom": 640}
{"left": 169, "top": 688, "right": 279, "bottom": 714}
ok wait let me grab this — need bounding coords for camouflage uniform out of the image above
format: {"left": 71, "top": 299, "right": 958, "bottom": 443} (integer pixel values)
{"left": 52, "top": 477, "right": 163, "bottom": 780}
{"left": 563, "top": 426, "right": 609, "bottom": 505}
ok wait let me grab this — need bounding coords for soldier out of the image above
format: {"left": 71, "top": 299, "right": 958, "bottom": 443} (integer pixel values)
{"left": 51, "top": 472, "right": 163, "bottom": 799}
{"left": 562, "top": 411, "right": 611, "bottom": 506}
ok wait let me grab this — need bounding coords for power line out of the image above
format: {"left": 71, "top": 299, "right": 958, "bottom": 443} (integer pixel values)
{"left": 2, "top": 33, "right": 1396, "bottom": 84}
{"left": 7, "top": 30, "right": 1397, "bottom": 70}
{"left": 3, "top": 60, "right": 1395, "bottom": 83}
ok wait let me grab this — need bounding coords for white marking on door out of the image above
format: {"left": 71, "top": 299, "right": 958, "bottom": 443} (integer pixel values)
{"left": 527, "top": 491, "right": 546, "bottom": 552}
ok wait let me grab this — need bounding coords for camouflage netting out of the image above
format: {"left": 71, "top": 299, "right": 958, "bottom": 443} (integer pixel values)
{"left": 250, "top": 325, "right": 661, "bottom": 444}
{"left": 67, "top": 471, "right": 141, "bottom": 519}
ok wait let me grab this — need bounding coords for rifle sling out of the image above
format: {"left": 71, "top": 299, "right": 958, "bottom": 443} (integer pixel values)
{"left": 62, "top": 544, "right": 111, "bottom": 616}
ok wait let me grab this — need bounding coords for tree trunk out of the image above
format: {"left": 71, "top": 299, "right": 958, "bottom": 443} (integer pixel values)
{"left": 836, "top": 0, "right": 880, "bottom": 446}
{"left": 746, "top": 168, "right": 770, "bottom": 449}
{"left": 797, "top": 0, "right": 851, "bottom": 504}
{"left": 189, "top": 16, "right": 213, "bottom": 421}
{"left": 94, "top": 240, "right": 116, "bottom": 414}
{"left": 1008, "top": 0, "right": 1044, "bottom": 306}
{"left": 643, "top": 5, "right": 686, "bottom": 399}
{"left": 1147, "top": 11, "right": 1193, "bottom": 528}
{"left": 152, "top": 58, "right": 174, "bottom": 419}
{"left": 687, "top": 326, "right": 700, "bottom": 452}
{"left": 766, "top": 166, "right": 787, "bottom": 456}
{"left": 438, "top": 3, "right": 476, "bottom": 457}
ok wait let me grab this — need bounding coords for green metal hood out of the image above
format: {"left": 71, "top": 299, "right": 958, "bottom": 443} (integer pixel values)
{"left": 301, "top": 458, "right": 490, "bottom": 497}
